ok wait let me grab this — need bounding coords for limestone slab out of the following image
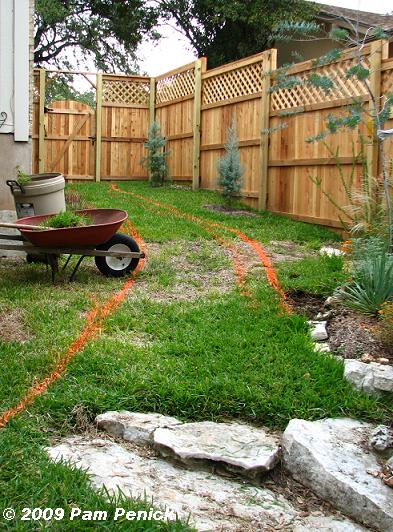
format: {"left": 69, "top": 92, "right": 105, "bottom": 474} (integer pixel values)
{"left": 319, "top": 247, "right": 344, "bottom": 257}
{"left": 47, "top": 436, "right": 297, "bottom": 531}
{"left": 282, "top": 418, "right": 393, "bottom": 531}
{"left": 370, "top": 425, "right": 393, "bottom": 456}
{"left": 308, "top": 321, "right": 328, "bottom": 341}
{"left": 344, "top": 359, "right": 393, "bottom": 395}
{"left": 153, "top": 421, "right": 280, "bottom": 479}
{"left": 294, "top": 515, "right": 367, "bottom": 531}
{"left": 96, "top": 411, "right": 182, "bottom": 445}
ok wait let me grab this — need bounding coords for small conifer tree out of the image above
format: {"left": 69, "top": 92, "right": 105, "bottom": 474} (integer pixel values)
{"left": 141, "top": 121, "right": 169, "bottom": 187}
{"left": 217, "top": 117, "right": 244, "bottom": 205}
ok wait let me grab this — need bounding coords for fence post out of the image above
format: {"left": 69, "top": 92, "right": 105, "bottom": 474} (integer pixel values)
{"left": 95, "top": 73, "right": 103, "bottom": 182}
{"left": 258, "top": 49, "right": 276, "bottom": 211}
{"left": 149, "top": 77, "right": 156, "bottom": 127}
{"left": 192, "top": 57, "right": 206, "bottom": 190}
{"left": 38, "top": 68, "right": 46, "bottom": 173}
{"left": 367, "top": 40, "right": 384, "bottom": 179}
{"left": 148, "top": 77, "right": 156, "bottom": 182}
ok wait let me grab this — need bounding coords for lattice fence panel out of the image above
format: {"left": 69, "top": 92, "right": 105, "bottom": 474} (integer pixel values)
{"left": 270, "top": 56, "right": 371, "bottom": 112}
{"left": 102, "top": 78, "right": 150, "bottom": 105}
{"left": 156, "top": 68, "right": 195, "bottom": 104}
{"left": 202, "top": 60, "right": 266, "bottom": 105}
{"left": 382, "top": 68, "right": 393, "bottom": 95}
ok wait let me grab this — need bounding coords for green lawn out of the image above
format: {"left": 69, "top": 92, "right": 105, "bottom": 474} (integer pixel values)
{"left": 0, "top": 181, "right": 391, "bottom": 530}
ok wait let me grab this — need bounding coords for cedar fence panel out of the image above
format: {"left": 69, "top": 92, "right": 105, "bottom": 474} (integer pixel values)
{"left": 200, "top": 52, "right": 272, "bottom": 208}
{"left": 32, "top": 40, "right": 393, "bottom": 228}
{"left": 155, "top": 63, "right": 197, "bottom": 181}
{"left": 100, "top": 74, "right": 150, "bottom": 180}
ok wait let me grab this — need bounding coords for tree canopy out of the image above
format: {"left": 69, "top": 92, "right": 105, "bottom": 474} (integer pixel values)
{"left": 158, "top": 0, "right": 318, "bottom": 68}
{"left": 34, "top": 0, "right": 318, "bottom": 72}
{"left": 34, "top": 0, "right": 159, "bottom": 72}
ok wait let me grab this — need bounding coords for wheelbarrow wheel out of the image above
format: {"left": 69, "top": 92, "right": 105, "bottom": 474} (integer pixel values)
{"left": 95, "top": 233, "right": 140, "bottom": 277}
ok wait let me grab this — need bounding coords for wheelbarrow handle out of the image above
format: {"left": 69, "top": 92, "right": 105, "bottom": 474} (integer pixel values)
{"left": 6, "top": 180, "right": 25, "bottom": 194}
{"left": 0, "top": 221, "right": 54, "bottom": 231}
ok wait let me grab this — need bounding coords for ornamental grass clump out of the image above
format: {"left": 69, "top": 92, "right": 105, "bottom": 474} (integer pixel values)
{"left": 217, "top": 117, "right": 244, "bottom": 205}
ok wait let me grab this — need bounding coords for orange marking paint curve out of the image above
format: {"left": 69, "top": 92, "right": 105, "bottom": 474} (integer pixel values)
{"left": 0, "top": 222, "right": 145, "bottom": 429}
{"left": 111, "top": 184, "right": 288, "bottom": 310}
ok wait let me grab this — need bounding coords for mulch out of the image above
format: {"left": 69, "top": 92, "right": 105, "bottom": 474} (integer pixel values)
{"left": 287, "top": 290, "right": 393, "bottom": 363}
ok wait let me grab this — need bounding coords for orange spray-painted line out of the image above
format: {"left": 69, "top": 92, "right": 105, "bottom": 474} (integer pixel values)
{"left": 0, "top": 222, "right": 145, "bottom": 429}
{"left": 111, "top": 184, "right": 288, "bottom": 309}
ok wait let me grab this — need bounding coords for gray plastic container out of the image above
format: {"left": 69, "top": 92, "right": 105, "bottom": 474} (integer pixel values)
{"left": 7, "top": 173, "right": 66, "bottom": 218}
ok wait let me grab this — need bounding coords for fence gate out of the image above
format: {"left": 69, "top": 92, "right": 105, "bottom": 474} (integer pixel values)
{"left": 32, "top": 70, "right": 151, "bottom": 181}
{"left": 32, "top": 98, "right": 95, "bottom": 179}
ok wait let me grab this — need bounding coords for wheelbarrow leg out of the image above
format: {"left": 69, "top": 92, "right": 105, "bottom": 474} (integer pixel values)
{"left": 47, "top": 254, "right": 59, "bottom": 283}
{"left": 62, "top": 254, "right": 73, "bottom": 272}
{"left": 69, "top": 255, "right": 86, "bottom": 282}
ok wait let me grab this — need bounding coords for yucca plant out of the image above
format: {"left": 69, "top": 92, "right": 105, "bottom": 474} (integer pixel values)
{"left": 335, "top": 239, "right": 393, "bottom": 314}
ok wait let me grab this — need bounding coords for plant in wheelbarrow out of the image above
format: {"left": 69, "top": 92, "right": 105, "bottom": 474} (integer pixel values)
{"left": 39, "top": 211, "right": 93, "bottom": 228}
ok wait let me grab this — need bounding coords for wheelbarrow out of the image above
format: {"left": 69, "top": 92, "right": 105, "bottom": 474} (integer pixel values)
{"left": 0, "top": 209, "right": 145, "bottom": 281}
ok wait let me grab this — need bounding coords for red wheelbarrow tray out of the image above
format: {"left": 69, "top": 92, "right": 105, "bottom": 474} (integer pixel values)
{"left": 16, "top": 209, "right": 128, "bottom": 248}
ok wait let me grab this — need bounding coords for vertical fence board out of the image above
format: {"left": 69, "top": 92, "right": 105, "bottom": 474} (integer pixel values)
{"left": 95, "top": 73, "right": 103, "bottom": 182}
{"left": 259, "top": 49, "right": 276, "bottom": 210}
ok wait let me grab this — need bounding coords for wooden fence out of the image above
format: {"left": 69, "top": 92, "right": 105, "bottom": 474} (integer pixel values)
{"left": 32, "top": 39, "right": 393, "bottom": 228}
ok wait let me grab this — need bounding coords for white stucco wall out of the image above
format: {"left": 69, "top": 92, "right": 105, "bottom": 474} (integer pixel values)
{"left": 0, "top": 0, "right": 32, "bottom": 209}
{"left": 0, "top": 0, "right": 30, "bottom": 140}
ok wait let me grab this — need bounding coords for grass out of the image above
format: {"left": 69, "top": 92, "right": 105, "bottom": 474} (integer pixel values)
{"left": 277, "top": 254, "right": 347, "bottom": 296}
{"left": 0, "top": 181, "right": 391, "bottom": 529}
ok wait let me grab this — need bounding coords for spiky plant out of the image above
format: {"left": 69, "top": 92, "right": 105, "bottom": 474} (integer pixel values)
{"left": 141, "top": 121, "right": 169, "bottom": 187}
{"left": 217, "top": 117, "right": 244, "bottom": 205}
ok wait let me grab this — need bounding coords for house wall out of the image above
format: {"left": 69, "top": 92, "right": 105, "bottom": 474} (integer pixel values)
{"left": 0, "top": 0, "right": 33, "bottom": 210}
{"left": 276, "top": 39, "right": 345, "bottom": 67}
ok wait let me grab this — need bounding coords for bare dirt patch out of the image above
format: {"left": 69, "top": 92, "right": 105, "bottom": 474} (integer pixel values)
{"left": 130, "top": 240, "right": 236, "bottom": 303}
{"left": 287, "top": 290, "right": 393, "bottom": 363}
{"left": 266, "top": 240, "right": 315, "bottom": 264}
{"left": 0, "top": 307, "right": 30, "bottom": 342}
{"left": 328, "top": 312, "right": 393, "bottom": 361}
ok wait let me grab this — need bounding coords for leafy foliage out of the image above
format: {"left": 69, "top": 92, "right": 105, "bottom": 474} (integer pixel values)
{"left": 15, "top": 165, "right": 32, "bottom": 186}
{"left": 34, "top": 0, "right": 159, "bottom": 72}
{"left": 45, "top": 75, "right": 95, "bottom": 107}
{"left": 311, "top": 49, "right": 342, "bottom": 68}
{"left": 217, "top": 118, "right": 244, "bottom": 205}
{"left": 141, "top": 121, "right": 169, "bottom": 187}
{"left": 158, "top": 0, "right": 317, "bottom": 68}
{"left": 272, "top": 20, "right": 321, "bottom": 42}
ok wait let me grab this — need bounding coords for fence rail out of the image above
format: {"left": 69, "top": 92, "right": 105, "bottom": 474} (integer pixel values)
{"left": 32, "top": 39, "right": 393, "bottom": 228}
